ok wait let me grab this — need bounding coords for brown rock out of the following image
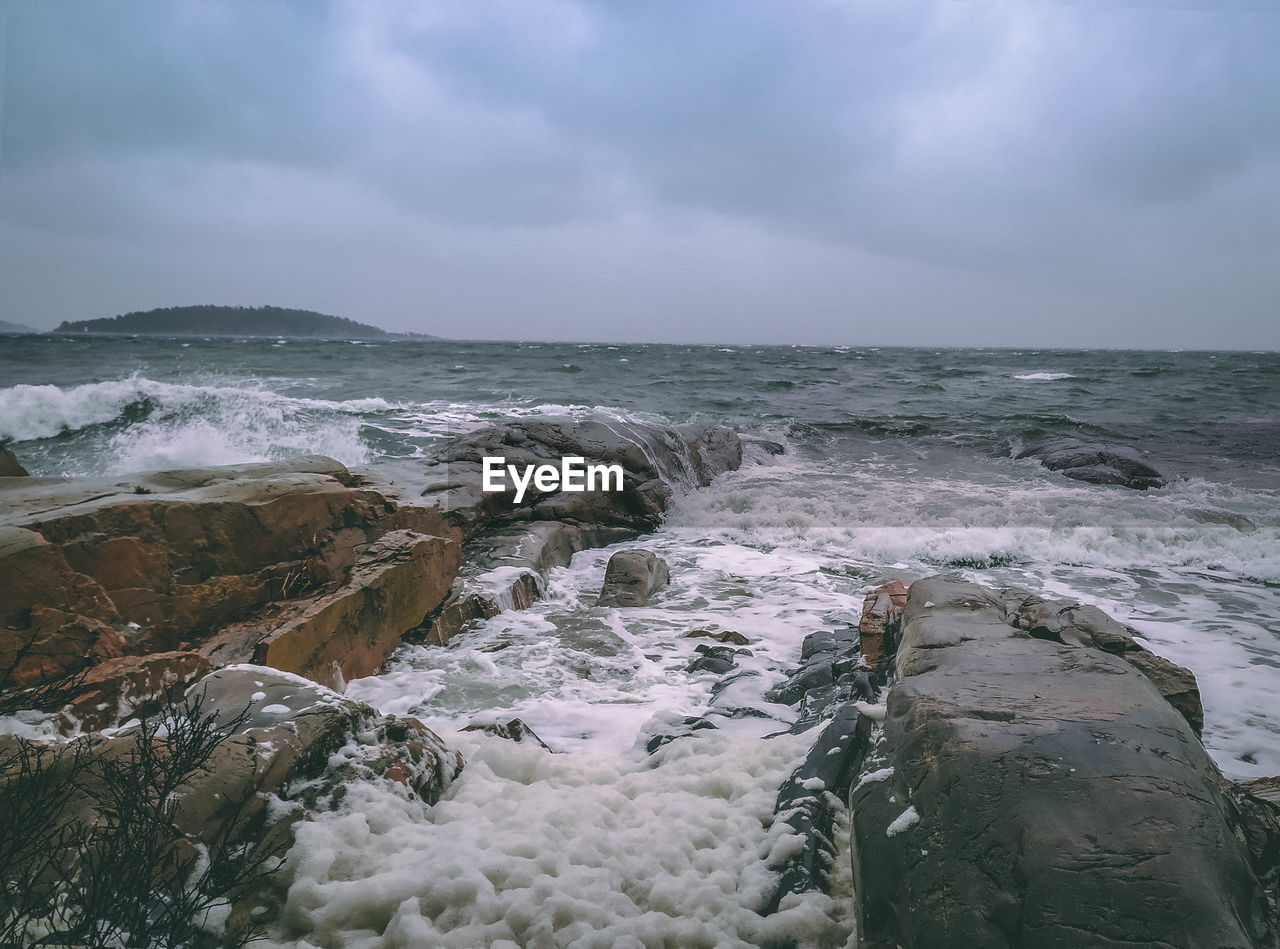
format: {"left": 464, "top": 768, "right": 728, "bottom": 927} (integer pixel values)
{"left": 1122, "top": 647, "right": 1204, "bottom": 736}
{"left": 173, "top": 667, "right": 463, "bottom": 845}
{"left": 0, "top": 446, "right": 28, "bottom": 477}
{"left": 59, "top": 651, "right": 212, "bottom": 732}
{"left": 234, "top": 531, "right": 460, "bottom": 688}
{"left": 858, "top": 579, "right": 910, "bottom": 666}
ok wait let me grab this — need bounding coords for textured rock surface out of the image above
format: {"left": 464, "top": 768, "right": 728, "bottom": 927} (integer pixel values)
{"left": 0, "top": 457, "right": 454, "bottom": 695}
{"left": 415, "top": 521, "right": 635, "bottom": 646}
{"left": 851, "top": 577, "right": 1267, "bottom": 949}
{"left": 0, "top": 446, "right": 28, "bottom": 477}
{"left": 428, "top": 417, "right": 742, "bottom": 533}
{"left": 207, "top": 530, "right": 460, "bottom": 688}
{"left": 1017, "top": 438, "right": 1166, "bottom": 489}
{"left": 2, "top": 420, "right": 742, "bottom": 727}
{"left": 858, "top": 579, "right": 908, "bottom": 668}
{"left": 175, "top": 666, "right": 462, "bottom": 844}
{"left": 58, "top": 650, "right": 211, "bottom": 732}
{"left": 596, "top": 548, "right": 670, "bottom": 607}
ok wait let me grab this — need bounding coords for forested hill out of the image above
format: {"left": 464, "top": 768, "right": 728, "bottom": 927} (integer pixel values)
{"left": 54, "top": 305, "right": 393, "bottom": 339}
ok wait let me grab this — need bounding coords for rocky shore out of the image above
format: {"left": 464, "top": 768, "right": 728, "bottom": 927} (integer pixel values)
{"left": 3, "top": 421, "right": 1278, "bottom": 946}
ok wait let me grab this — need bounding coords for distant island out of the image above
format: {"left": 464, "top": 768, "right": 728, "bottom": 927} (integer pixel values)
{"left": 0, "top": 319, "right": 40, "bottom": 335}
{"left": 53, "top": 305, "right": 435, "bottom": 340}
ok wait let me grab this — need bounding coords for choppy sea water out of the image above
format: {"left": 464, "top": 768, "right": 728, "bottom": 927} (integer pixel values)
{"left": 2, "top": 336, "right": 1278, "bottom": 945}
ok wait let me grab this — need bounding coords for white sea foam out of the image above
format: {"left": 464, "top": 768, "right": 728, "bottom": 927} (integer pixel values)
{"left": 263, "top": 730, "right": 853, "bottom": 948}
{"left": 1014, "top": 372, "right": 1076, "bottom": 381}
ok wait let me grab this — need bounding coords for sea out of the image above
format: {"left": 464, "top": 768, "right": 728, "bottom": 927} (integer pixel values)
{"left": 2, "top": 335, "right": 1278, "bottom": 947}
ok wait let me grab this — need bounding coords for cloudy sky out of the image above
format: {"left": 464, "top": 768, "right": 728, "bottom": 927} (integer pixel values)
{"left": 1, "top": 0, "right": 1277, "bottom": 347}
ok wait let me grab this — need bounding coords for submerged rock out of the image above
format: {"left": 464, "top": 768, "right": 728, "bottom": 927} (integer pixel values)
{"left": 851, "top": 576, "right": 1266, "bottom": 948}
{"left": 597, "top": 548, "right": 670, "bottom": 607}
{"left": 1017, "top": 438, "right": 1166, "bottom": 489}
{"left": 461, "top": 717, "right": 554, "bottom": 751}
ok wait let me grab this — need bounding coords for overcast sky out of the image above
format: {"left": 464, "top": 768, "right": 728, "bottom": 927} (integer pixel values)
{"left": 1, "top": 0, "right": 1277, "bottom": 347}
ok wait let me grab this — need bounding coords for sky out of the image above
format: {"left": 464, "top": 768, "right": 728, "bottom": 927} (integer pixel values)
{"left": 1, "top": 0, "right": 1277, "bottom": 347}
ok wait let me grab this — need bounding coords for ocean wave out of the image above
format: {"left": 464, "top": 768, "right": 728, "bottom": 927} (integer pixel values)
{"left": 1013, "top": 372, "right": 1077, "bottom": 381}
{"left": 0, "top": 375, "right": 382, "bottom": 473}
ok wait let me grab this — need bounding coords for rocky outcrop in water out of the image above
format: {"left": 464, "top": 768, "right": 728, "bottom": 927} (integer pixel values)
{"left": 850, "top": 576, "right": 1269, "bottom": 948}
{"left": 596, "top": 548, "right": 670, "bottom": 607}
{"left": 1, "top": 419, "right": 743, "bottom": 728}
{"left": 1, "top": 417, "right": 744, "bottom": 940}
{"left": 1017, "top": 438, "right": 1167, "bottom": 489}
{"left": 0, "top": 447, "right": 28, "bottom": 477}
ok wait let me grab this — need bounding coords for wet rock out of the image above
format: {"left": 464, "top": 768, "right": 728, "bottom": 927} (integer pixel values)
{"left": 851, "top": 576, "right": 1265, "bottom": 949}
{"left": 640, "top": 713, "right": 719, "bottom": 755}
{"left": 1, "top": 457, "right": 458, "bottom": 688}
{"left": 768, "top": 627, "right": 872, "bottom": 720}
{"left": 1123, "top": 648, "right": 1204, "bottom": 736}
{"left": 1006, "top": 591, "right": 1204, "bottom": 735}
{"left": 0, "top": 446, "right": 28, "bottom": 477}
{"left": 208, "top": 530, "right": 461, "bottom": 689}
{"left": 1226, "top": 775, "right": 1280, "bottom": 932}
{"left": 432, "top": 418, "right": 742, "bottom": 534}
{"left": 597, "top": 548, "right": 670, "bottom": 607}
{"left": 858, "top": 580, "right": 908, "bottom": 667}
{"left": 741, "top": 437, "right": 786, "bottom": 456}
{"left": 58, "top": 650, "right": 211, "bottom": 733}
{"left": 687, "top": 643, "right": 744, "bottom": 675}
{"left": 684, "top": 628, "right": 751, "bottom": 646}
{"left": 462, "top": 717, "right": 554, "bottom": 752}
{"left": 415, "top": 521, "right": 634, "bottom": 646}
{"left": 1017, "top": 438, "right": 1167, "bottom": 489}
{"left": 766, "top": 703, "right": 872, "bottom": 913}
{"left": 175, "top": 666, "right": 463, "bottom": 845}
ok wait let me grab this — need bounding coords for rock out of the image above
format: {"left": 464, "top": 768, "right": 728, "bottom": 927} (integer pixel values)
{"left": 858, "top": 580, "right": 909, "bottom": 667}
{"left": 769, "top": 627, "right": 874, "bottom": 722}
{"left": 765, "top": 703, "right": 873, "bottom": 913}
{"left": 58, "top": 651, "right": 211, "bottom": 733}
{"left": 0, "top": 446, "right": 28, "bottom": 477}
{"left": 175, "top": 666, "right": 462, "bottom": 845}
{"left": 461, "top": 717, "right": 553, "bottom": 752}
{"left": 1017, "top": 438, "right": 1166, "bottom": 489}
{"left": 741, "top": 437, "right": 786, "bottom": 456}
{"left": 207, "top": 530, "right": 460, "bottom": 689}
{"left": 639, "top": 713, "right": 720, "bottom": 755}
{"left": 1, "top": 457, "right": 457, "bottom": 688}
{"left": 1007, "top": 591, "right": 1204, "bottom": 735}
{"left": 596, "top": 549, "right": 670, "bottom": 607}
{"left": 684, "top": 628, "right": 751, "bottom": 646}
{"left": 851, "top": 576, "right": 1266, "bottom": 949}
{"left": 431, "top": 418, "right": 742, "bottom": 534}
{"left": 687, "top": 643, "right": 740, "bottom": 675}
{"left": 1122, "top": 648, "right": 1204, "bottom": 736}
{"left": 1225, "top": 775, "right": 1280, "bottom": 928}
{"left": 415, "top": 521, "right": 635, "bottom": 646}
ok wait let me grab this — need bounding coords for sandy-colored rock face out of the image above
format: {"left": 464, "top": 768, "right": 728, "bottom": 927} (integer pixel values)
{"left": 1, "top": 458, "right": 459, "bottom": 721}
{"left": 238, "top": 531, "right": 460, "bottom": 689}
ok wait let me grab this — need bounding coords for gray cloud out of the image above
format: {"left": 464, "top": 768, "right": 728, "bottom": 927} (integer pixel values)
{"left": 1, "top": 0, "right": 1277, "bottom": 347}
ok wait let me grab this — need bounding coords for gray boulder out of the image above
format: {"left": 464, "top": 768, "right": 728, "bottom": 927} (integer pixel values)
{"left": 1017, "top": 438, "right": 1166, "bottom": 489}
{"left": 596, "top": 548, "right": 670, "bottom": 607}
{"left": 851, "top": 577, "right": 1267, "bottom": 948}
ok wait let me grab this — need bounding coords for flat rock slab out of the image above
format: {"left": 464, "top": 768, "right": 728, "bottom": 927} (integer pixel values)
{"left": 851, "top": 577, "right": 1268, "bottom": 949}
